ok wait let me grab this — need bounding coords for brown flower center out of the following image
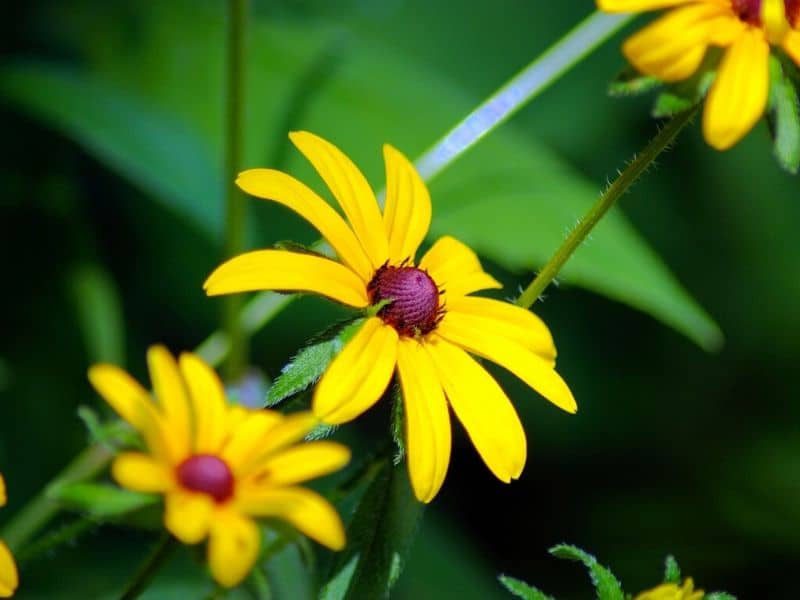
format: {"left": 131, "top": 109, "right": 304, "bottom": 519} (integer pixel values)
{"left": 732, "top": 0, "right": 800, "bottom": 26}
{"left": 367, "top": 264, "right": 442, "bottom": 336}
{"left": 176, "top": 454, "right": 234, "bottom": 502}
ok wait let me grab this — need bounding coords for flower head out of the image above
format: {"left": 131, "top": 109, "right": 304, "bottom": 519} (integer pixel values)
{"left": 598, "top": 0, "right": 800, "bottom": 149}
{"left": 88, "top": 346, "right": 349, "bottom": 588}
{"left": 205, "top": 132, "right": 576, "bottom": 503}
{"left": 634, "top": 577, "right": 704, "bottom": 600}
{"left": 0, "top": 474, "right": 18, "bottom": 598}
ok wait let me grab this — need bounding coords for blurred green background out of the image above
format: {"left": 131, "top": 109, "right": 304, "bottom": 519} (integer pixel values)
{"left": 2, "top": 0, "right": 799, "bottom": 598}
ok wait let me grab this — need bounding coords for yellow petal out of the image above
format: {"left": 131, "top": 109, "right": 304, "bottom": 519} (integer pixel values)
{"left": 245, "top": 441, "right": 350, "bottom": 488}
{"left": 622, "top": 3, "right": 731, "bottom": 82}
{"left": 0, "top": 541, "right": 18, "bottom": 598}
{"left": 112, "top": 452, "right": 173, "bottom": 493}
{"left": 179, "top": 353, "right": 228, "bottom": 453}
{"left": 761, "top": 0, "right": 790, "bottom": 44}
{"left": 87, "top": 364, "right": 152, "bottom": 431}
{"left": 436, "top": 321, "right": 577, "bottom": 414}
{"left": 164, "top": 490, "right": 214, "bottom": 544}
{"left": 445, "top": 296, "right": 556, "bottom": 365}
{"left": 238, "top": 486, "right": 345, "bottom": 550}
{"left": 237, "top": 412, "right": 322, "bottom": 477}
{"left": 237, "top": 169, "right": 373, "bottom": 282}
{"left": 396, "top": 338, "right": 451, "bottom": 503}
{"left": 204, "top": 249, "right": 369, "bottom": 308}
{"left": 782, "top": 30, "right": 800, "bottom": 66}
{"left": 207, "top": 511, "right": 261, "bottom": 588}
{"left": 426, "top": 338, "right": 526, "bottom": 483}
{"left": 418, "top": 236, "right": 501, "bottom": 297}
{"left": 221, "top": 410, "right": 283, "bottom": 475}
{"left": 382, "top": 144, "right": 432, "bottom": 263}
{"left": 289, "top": 131, "right": 389, "bottom": 268}
{"left": 313, "top": 318, "right": 398, "bottom": 424}
{"left": 597, "top": 0, "right": 698, "bottom": 12}
{"left": 703, "top": 28, "right": 770, "bottom": 150}
{"left": 0, "top": 474, "right": 5, "bottom": 507}
{"left": 147, "top": 346, "right": 192, "bottom": 456}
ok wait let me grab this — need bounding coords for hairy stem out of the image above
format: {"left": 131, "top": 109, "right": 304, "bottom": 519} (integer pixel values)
{"left": 516, "top": 106, "right": 700, "bottom": 309}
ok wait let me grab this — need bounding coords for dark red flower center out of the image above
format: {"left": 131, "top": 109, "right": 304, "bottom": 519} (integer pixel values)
{"left": 176, "top": 454, "right": 234, "bottom": 502}
{"left": 367, "top": 264, "right": 442, "bottom": 336}
{"left": 732, "top": 0, "right": 800, "bottom": 26}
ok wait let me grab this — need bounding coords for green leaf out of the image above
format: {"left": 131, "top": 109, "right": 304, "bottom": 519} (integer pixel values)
{"left": 48, "top": 482, "right": 158, "bottom": 518}
{"left": 69, "top": 264, "right": 126, "bottom": 365}
{"left": 767, "top": 55, "right": 800, "bottom": 174}
{"left": 390, "top": 385, "right": 405, "bottom": 466}
{"left": 705, "top": 593, "right": 736, "bottom": 600}
{"left": 265, "top": 319, "right": 364, "bottom": 408}
{"left": 320, "top": 460, "right": 423, "bottom": 600}
{"left": 663, "top": 555, "right": 681, "bottom": 584}
{"left": 608, "top": 65, "right": 661, "bottom": 97}
{"left": 0, "top": 63, "right": 224, "bottom": 239}
{"left": 498, "top": 574, "right": 556, "bottom": 600}
{"left": 549, "top": 544, "right": 623, "bottom": 600}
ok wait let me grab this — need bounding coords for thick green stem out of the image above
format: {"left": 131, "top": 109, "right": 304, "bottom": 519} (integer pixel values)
{"left": 118, "top": 534, "right": 176, "bottom": 600}
{"left": 516, "top": 106, "right": 700, "bottom": 309}
{"left": 222, "top": 0, "right": 249, "bottom": 379}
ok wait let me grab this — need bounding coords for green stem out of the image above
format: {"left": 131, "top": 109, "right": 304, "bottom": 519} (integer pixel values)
{"left": 15, "top": 516, "right": 97, "bottom": 564}
{"left": 222, "top": 0, "right": 249, "bottom": 380}
{"left": 2, "top": 444, "right": 111, "bottom": 552}
{"left": 414, "top": 10, "right": 632, "bottom": 182}
{"left": 516, "top": 106, "right": 700, "bottom": 309}
{"left": 118, "top": 534, "right": 176, "bottom": 600}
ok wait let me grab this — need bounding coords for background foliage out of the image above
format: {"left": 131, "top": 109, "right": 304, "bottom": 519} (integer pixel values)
{"left": 1, "top": 0, "right": 799, "bottom": 598}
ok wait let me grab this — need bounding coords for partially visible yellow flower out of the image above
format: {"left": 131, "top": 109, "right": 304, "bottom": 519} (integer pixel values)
{"left": 88, "top": 346, "right": 349, "bottom": 588}
{"left": 204, "top": 131, "right": 576, "bottom": 504}
{"left": 635, "top": 577, "right": 705, "bottom": 600}
{"left": 598, "top": 0, "right": 800, "bottom": 149}
{"left": 0, "top": 474, "right": 18, "bottom": 598}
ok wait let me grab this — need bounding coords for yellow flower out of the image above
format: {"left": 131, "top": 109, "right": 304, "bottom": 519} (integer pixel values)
{"left": 598, "top": 0, "right": 800, "bottom": 149}
{"left": 0, "top": 474, "right": 18, "bottom": 598}
{"left": 634, "top": 577, "right": 705, "bottom": 600}
{"left": 204, "top": 131, "right": 576, "bottom": 503}
{"left": 88, "top": 346, "right": 349, "bottom": 588}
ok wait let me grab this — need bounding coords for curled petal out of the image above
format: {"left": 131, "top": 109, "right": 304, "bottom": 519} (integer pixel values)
{"left": 289, "top": 131, "right": 389, "bottom": 268}
{"left": 383, "top": 144, "right": 432, "bottom": 263}
{"left": 204, "top": 250, "right": 369, "bottom": 309}
{"left": 419, "top": 236, "right": 501, "bottom": 297}
{"left": 703, "top": 28, "right": 770, "bottom": 150}
{"left": 313, "top": 318, "right": 398, "bottom": 424}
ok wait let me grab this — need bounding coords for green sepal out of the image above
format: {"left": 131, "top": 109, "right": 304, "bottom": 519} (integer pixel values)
{"left": 265, "top": 319, "right": 365, "bottom": 407}
{"left": 273, "top": 239, "right": 330, "bottom": 258}
{"left": 498, "top": 574, "right": 556, "bottom": 600}
{"left": 47, "top": 482, "right": 158, "bottom": 518}
{"left": 549, "top": 544, "right": 624, "bottom": 600}
{"left": 608, "top": 65, "right": 662, "bottom": 97}
{"left": 390, "top": 384, "right": 405, "bottom": 466}
{"left": 305, "top": 422, "right": 339, "bottom": 441}
{"left": 651, "top": 49, "right": 719, "bottom": 118}
{"left": 319, "top": 459, "right": 423, "bottom": 600}
{"left": 767, "top": 54, "right": 800, "bottom": 174}
{"left": 77, "top": 406, "right": 140, "bottom": 451}
{"left": 663, "top": 554, "right": 681, "bottom": 584}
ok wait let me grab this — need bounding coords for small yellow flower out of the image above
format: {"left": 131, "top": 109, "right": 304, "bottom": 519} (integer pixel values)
{"left": 205, "top": 131, "right": 576, "bottom": 503}
{"left": 88, "top": 346, "right": 349, "bottom": 588}
{"left": 598, "top": 0, "right": 800, "bottom": 149}
{"left": 635, "top": 577, "right": 705, "bottom": 600}
{"left": 0, "top": 474, "right": 18, "bottom": 598}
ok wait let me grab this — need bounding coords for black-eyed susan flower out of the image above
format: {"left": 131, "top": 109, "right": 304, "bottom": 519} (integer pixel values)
{"left": 0, "top": 475, "right": 18, "bottom": 598}
{"left": 598, "top": 0, "right": 800, "bottom": 149}
{"left": 88, "top": 346, "right": 349, "bottom": 588}
{"left": 204, "top": 131, "right": 576, "bottom": 503}
{"left": 634, "top": 577, "right": 704, "bottom": 600}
